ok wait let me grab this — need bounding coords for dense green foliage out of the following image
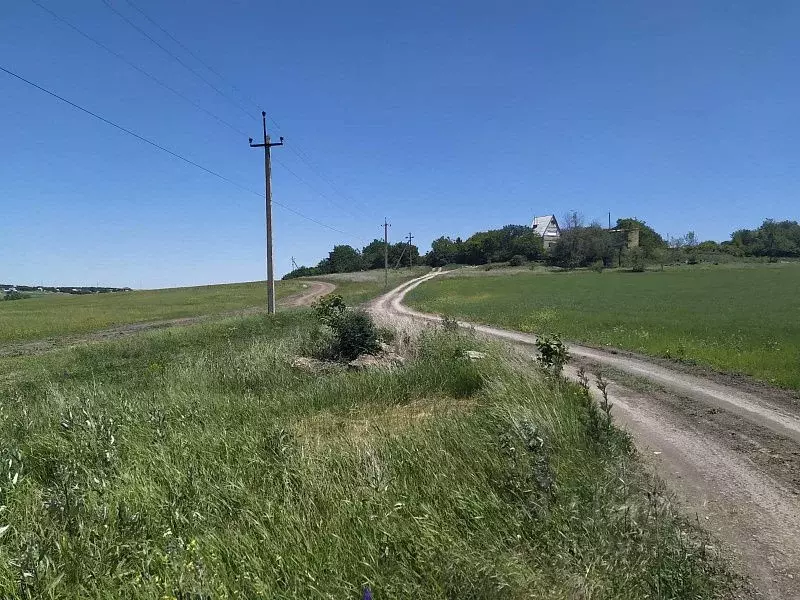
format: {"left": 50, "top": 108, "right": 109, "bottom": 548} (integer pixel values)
{"left": 547, "top": 218, "right": 668, "bottom": 269}
{"left": 311, "top": 294, "right": 380, "bottom": 360}
{"left": 426, "top": 225, "right": 545, "bottom": 267}
{"left": 284, "top": 241, "right": 421, "bottom": 279}
{"left": 0, "top": 313, "right": 735, "bottom": 598}
{"left": 285, "top": 225, "right": 544, "bottom": 277}
{"left": 615, "top": 218, "right": 666, "bottom": 252}
{"left": 408, "top": 264, "right": 800, "bottom": 390}
{"left": 728, "top": 219, "right": 800, "bottom": 257}
{"left": 284, "top": 217, "right": 800, "bottom": 279}
{"left": 547, "top": 225, "right": 624, "bottom": 268}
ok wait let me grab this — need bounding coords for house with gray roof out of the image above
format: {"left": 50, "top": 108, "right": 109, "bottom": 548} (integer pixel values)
{"left": 530, "top": 215, "right": 561, "bottom": 248}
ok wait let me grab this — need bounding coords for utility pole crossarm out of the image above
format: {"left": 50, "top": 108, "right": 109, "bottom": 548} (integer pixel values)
{"left": 249, "top": 110, "right": 283, "bottom": 314}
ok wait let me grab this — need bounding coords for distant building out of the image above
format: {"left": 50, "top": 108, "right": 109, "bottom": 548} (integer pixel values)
{"left": 531, "top": 215, "right": 561, "bottom": 248}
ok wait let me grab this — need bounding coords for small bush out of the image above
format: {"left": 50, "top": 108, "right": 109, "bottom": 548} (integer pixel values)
{"left": 509, "top": 254, "right": 526, "bottom": 267}
{"left": 312, "top": 294, "right": 346, "bottom": 327}
{"left": 330, "top": 309, "right": 380, "bottom": 361}
{"left": 536, "top": 335, "right": 569, "bottom": 375}
{"left": 590, "top": 260, "right": 604, "bottom": 273}
{"left": 310, "top": 295, "right": 381, "bottom": 361}
{"left": 440, "top": 315, "right": 460, "bottom": 332}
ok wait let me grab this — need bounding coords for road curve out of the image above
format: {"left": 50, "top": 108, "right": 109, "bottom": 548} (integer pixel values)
{"left": 371, "top": 270, "right": 800, "bottom": 600}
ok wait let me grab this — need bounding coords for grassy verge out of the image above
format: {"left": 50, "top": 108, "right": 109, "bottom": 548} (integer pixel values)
{"left": 0, "top": 281, "right": 304, "bottom": 345}
{"left": 407, "top": 263, "right": 800, "bottom": 390}
{"left": 0, "top": 310, "right": 736, "bottom": 598}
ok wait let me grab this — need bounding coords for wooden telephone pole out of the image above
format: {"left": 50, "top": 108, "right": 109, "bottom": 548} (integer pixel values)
{"left": 383, "top": 218, "right": 390, "bottom": 287}
{"left": 394, "top": 232, "right": 414, "bottom": 268}
{"left": 249, "top": 111, "right": 283, "bottom": 314}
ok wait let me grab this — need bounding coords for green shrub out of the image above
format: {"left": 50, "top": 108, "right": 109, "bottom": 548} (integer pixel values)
{"left": 312, "top": 293, "right": 346, "bottom": 327}
{"left": 590, "top": 260, "right": 604, "bottom": 273}
{"left": 329, "top": 309, "right": 380, "bottom": 361}
{"left": 509, "top": 254, "right": 526, "bottom": 267}
{"left": 535, "top": 334, "right": 569, "bottom": 375}
{"left": 311, "top": 295, "right": 380, "bottom": 361}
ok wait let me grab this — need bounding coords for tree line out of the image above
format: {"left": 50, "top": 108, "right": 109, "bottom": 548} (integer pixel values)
{"left": 283, "top": 225, "right": 546, "bottom": 279}
{"left": 283, "top": 217, "right": 800, "bottom": 279}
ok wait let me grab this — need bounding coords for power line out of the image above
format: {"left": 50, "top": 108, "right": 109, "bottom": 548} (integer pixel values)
{"left": 283, "top": 142, "right": 375, "bottom": 215}
{"left": 28, "top": 1, "right": 365, "bottom": 232}
{"left": 28, "top": 0, "right": 248, "bottom": 138}
{"left": 106, "top": 0, "right": 376, "bottom": 219}
{"left": 272, "top": 155, "right": 363, "bottom": 220}
{"left": 121, "top": 0, "right": 263, "bottom": 115}
{"left": 100, "top": 0, "right": 254, "bottom": 123}
{"left": 0, "top": 64, "right": 362, "bottom": 240}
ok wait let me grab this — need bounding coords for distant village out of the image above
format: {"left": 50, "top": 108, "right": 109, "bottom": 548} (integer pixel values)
{"left": 2, "top": 284, "right": 132, "bottom": 297}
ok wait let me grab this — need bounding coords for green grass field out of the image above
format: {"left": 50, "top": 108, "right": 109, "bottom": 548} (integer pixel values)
{"left": 0, "top": 269, "right": 428, "bottom": 347}
{"left": 407, "top": 263, "right": 800, "bottom": 390}
{"left": 0, "top": 306, "right": 734, "bottom": 598}
{"left": 0, "top": 281, "right": 305, "bottom": 345}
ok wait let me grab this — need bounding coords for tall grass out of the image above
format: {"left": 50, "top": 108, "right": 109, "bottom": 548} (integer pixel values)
{"left": 0, "top": 313, "right": 735, "bottom": 598}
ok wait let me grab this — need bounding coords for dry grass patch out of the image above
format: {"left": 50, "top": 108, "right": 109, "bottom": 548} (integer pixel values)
{"left": 293, "top": 397, "right": 478, "bottom": 448}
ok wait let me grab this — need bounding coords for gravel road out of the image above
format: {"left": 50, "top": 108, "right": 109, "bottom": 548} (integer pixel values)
{"left": 371, "top": 270, "right": 800, "bottom": 600}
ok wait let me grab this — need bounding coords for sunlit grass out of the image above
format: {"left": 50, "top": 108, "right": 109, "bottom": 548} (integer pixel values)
{"left": 407, "top": 263, "right": 800, "bottom": 390}
{"left": 0, "top": 312, "right": 735, "bottom": 598}
{"left": 0, "top": 280, "right": 304, "bottom": 344}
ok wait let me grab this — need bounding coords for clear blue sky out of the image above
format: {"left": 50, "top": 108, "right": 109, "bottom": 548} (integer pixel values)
{"left": 2, "top": 1, "right": 798, "bottom": 288}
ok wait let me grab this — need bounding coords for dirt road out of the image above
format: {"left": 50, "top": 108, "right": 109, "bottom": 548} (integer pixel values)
{"left": 0, "top": 280, "right": 336, "bottom": 358}
{"left": 372, "top": 271, "right": 800, "bottom": 600}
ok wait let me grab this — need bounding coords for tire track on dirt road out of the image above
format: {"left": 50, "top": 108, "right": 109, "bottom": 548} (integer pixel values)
{"left": 0, "top": 281, "right": 336, "bottom": 359}
{"left": 371, "top": 270, "right": 800, "bottom": 600}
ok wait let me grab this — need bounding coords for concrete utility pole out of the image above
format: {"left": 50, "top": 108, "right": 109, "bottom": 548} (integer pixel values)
{"left": 383, "top": 218, "right": 390, "bottom": 287}
{"left": 249, "top": 111, "right": 283, "bottom": 314}
{"left": 406, "top": 232, "right": 414, "bottom": 267}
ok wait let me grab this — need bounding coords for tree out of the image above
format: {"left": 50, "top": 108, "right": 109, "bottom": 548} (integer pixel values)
{"left": 561, "top": 211, "right": 584, "bottom": 230}
{"left": 328, "top": 245, "right": 362, "bottom": 273}
{"left": 361, "top": 239, "right": 386, "bottom": 270}
{"left": 426, "top": 236, "right": 462, "bottom": 267}
{"left": 283, "top": 265, "right": 320, "bottom": 279}
{"left": 614, "top": 218, "right": 667, "bottom": 255}
{"left": 696, "top": 240, "right": 721, "bottom": 252}
{"left": 727, "top": 220, "right": 800, "bottom": 258}
{"left": 548, "top": 225, "right": 614, "bottom": 268}
{"left": 455, "top": 225, "right": 544, "bottom": 265}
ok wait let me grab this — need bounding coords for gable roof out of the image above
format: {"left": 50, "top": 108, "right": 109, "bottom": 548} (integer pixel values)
{"left": 531, "top": 215, "right": 560, "bottom": 236}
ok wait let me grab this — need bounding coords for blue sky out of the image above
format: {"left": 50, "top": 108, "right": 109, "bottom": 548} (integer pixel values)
{"left": 2, "top": 0, "right": 798, "bottom": 288}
